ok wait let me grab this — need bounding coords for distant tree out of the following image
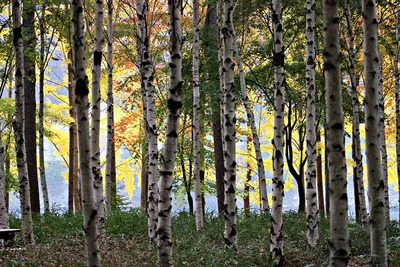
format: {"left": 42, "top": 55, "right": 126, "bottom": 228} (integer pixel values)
{"left": 0, "top": 123, "right": 9, "bottom": 229}
{"left": 395, "top": 4, "right": 400, "bottom": 222}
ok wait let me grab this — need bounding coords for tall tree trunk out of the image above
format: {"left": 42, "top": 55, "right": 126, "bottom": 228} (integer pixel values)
{"left": 233, "top": 42, "right": 269, "bottom": 214}
{"left": 305, "top": 0, "right": 318, "bottom": 247}
{"left": 68, "top": 48, "right": 81, "bottom": 213}
{"left": 72, "top": 0, "right": 101, "bottom": 264}
{"left": 316, "top": 131, "right": 324, "bottom": 217}
{"left": 23, "top": 0, "right": 40, "bottom": 214}
{"left": 222, "top": 0, "right": 237, "bottom": 251}
{"left": 323, "top": 0, "right": 349, "bottom": 265}
{"left": 12, "top": 0, "right": 34, "bottom": 243}
{"left": 378, "top": 68, "right": 390, "bottom": 221}
{"left": 363, "top": 1, "right": 388, "bottom": 264}
{"left": 213, "top": 0, "right": 225, "bottom": 217}
{"left": 140, "top": 138, "right": 148, "bottom": 214}
{"left": 244, "top": 134, "right": 252, "bottom": 216}
{"left": 324, "top": 126, "right": 329, "bottom": 216}
{"left": 270, "top": 0, "right": 285, "bottom": 264}
{"left": 39, "top": 4, "right": 50, "bottom": 213}
{"left": 136, "top": 0, "right": 159, "bottom": 245}
{"left": 395, "top": 4, "right": 400, "bottom": 222}
{"left": 157, "top": 0, "right": 182, "bottom": 265}
{"left": 344, "top": 0, "right": 367, "bottom": 228}
{"left": 106, "top": 0, "right": 116, "bottom": 215}
{"left": 0, "top": 128, "right": 9, "bottom": 229}
{"left": 192, "top": 0, "right": 203, "bottom": 232}
{"left": 92, "top": 0, "right": 105, "bottom": 234}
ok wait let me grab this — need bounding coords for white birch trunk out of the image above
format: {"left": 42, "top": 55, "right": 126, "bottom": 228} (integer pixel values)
{"left": 233, "top": 42, "right": 270, "bottom": 214}
{"left": 378, "top": 68, "right": 390, "bottom": 221}
{"left": 72, "top": 0, "right": 101, "bottom": 264}
{"left": 12, "top": 0, "right": 34, "bottom": 244}
{"left": 0, "top": 128, "right": 9, "bottom": 229}
{"left": 344, "top": 0, "right": 368, "bottom": 228}
{"left": 192, "top": 0, "right": 203, "bottom": 232}
{"left": 105, "top": 0, "right": 115, "bottom": 216}
{"left": 323, "top": 0, "right": 349, "bottom": 265}
{"left": 222, "top": 0, "right": 237, "bottom": 251}
{"left": 39, "top": 5, "right": 50, "bottom": 213}
{"left": 92, "top": 0, "right": 105, "bottom": 234}
{"left": 136, "top": 0, "right": 159, "bottom": 244}
{"left": 395, "top": 5, "right": 400, "bottom": 222}
{"left": 363, "top": 1, "right": 388, "bottom": 265}
{"left": 270, "top": 0, "right": 285, "bottom": 264}
{"left": 157, "top": 0, "right": 182, "bottom": 265}
{"left": 305, "top": 0, "right": 318, "bottom": 247}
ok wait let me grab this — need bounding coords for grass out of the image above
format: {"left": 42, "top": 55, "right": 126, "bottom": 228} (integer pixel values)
{"left": 1, "top": 209, "right": 399, "bottom": 266}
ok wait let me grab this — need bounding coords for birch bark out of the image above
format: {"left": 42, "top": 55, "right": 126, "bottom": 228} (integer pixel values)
{"left": 72, "top": 0, "right": 101, "bottom": 264}
{"left": 270, "top": 0, "right": 285, "bottom": 264}
{"left": 12, "top": 0, "right": 34, "bottom": 244}
{"left": 323, "top": 0, "right": 349, "bottom": 265}
{"left": 0, "top": 128, "right": 9, "bottom": 229}
{"left": 157, "top": 0, "right": 182, "bottom": 265}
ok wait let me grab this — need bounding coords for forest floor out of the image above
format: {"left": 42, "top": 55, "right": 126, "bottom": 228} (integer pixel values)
{"left": 0, "top": 209, "right": 399, "bottom": 266}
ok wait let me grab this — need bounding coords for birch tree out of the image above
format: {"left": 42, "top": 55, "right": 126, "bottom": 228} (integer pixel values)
{"left": 12, "top": 0, "right": 34, "bottom": 243}
{"left": 192, "top": 0, "right": 204, "bottom": 232}
{"left": 233, "top": 42, "right": 269, "bottom": 214}
{"left": 222, "top": 0, "right": 237, "bottom": 251}
{"left": 92, "top": 0, "right": 105, "bottom": 233}
{"left": 39, "top": 2, "right": 50, "bottom": 213}
{"left": 305, "top": 0, "right": 318, "bottom": 247}
{"left": 343, "top": 0, "right": 367, "bottom": 228}
{"left": 0, "top": 127, "right": 9, "bottom": 229}
{"left": 136, "top": 0, "right": 158, "bottom": 244}
{"left": 157, "top": 0, "right": 182, "bottom": 265}
{"left": 395, "top": 4, "right": 400, "bottom": 222}
{"left": 270, "top": 0, "right": 285, "bottom": 263}
{"left": 323, "top": 0, "right": 349, "bottom": 265}
{"left": 106, "top": 0, "right": 116, "bottom": 215}
{"left": 362, "top": 0, "right": 387, "bottom": 264}
{"left": 72, "top": 0, "right": 101, "bottom": 264}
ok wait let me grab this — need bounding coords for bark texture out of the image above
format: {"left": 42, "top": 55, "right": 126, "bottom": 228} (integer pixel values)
{"left": 72, "top": 0, "right": 101, "bottom": 264}
{"left": 323, "top": 0, "right": 349, "bottom": 265}
{"left": 316, "top": 131, "right": 324, "bottom": 217}
{"left": 362, "top": 0, "right": 388, "bottom": 265}
{"left": 222, "top": 0, "right": 237, "bottom": 251}
{"left": 92, "top": 0, "right": 105, "bottom": 234}
{"left": 192, "top": 0, "right": 203, "bottom": 232}
{"left": 12, "top": 0, "right": 34, "bottom": 243}
{"left": 344, "top": 0, "right": 367, "bottom": 228}
{"left": 39, "top": 4, "right": 50, "bottom": 213}
{"left": 106, "top": 0, "right": 116, "bottom": 215}
{"left": 157, "top": 0, "right": 182, "bottom": 265}
{"left": 305, "top": 0, "right": 318, "bottom": 247}
{"left": 270, "top": 0, "right": 285, "bottom": 264}
{"left": 233, "top": 42, "right": 269, "bottom": 214}
{"left": 0, "top": 129, "right": 9, "bottom": 229}
{"left": 23, "top": 0, "right": 40, "bottom": 214}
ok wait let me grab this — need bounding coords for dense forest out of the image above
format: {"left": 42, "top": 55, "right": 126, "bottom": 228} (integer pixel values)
{"left": 0, "top": 0, "right": 399, "bottom": 266}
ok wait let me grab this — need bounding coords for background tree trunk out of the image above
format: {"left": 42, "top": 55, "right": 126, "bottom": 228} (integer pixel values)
{"left": 157, "top": 0, "right": 182, "bottom": 265}
{"left": 39, "top": 4, "right": 50, "bottom": 213}
{"left": 363, "top": 0, "right": 388, "bottom": 264}
{"left": 244, "top": 134, "right": 252, "bottom": 216}
{"left": 72, "top": 0, "right": 101, "bottom": 264}
{"left": 395, "top": 4, "right": 400, "bottom": 222}
{"left": 23, "top": 0, "right": 40, "bottom": 214}
{"left": 316, "top": 131, "right": 324, "bottom": 217}
{"left": 192, "top": 0, "right": 204, "bottom": 232}
{"left": 0, "top": 128, "right": 9, "bottom": 229}
{"left": 12, "top": 0, "right": 34, "bottom": 243}
{"left": 234, "top": 42, "right": 269, "bottom": 214}
{"left": 323, "top": 0, "right": 349, "bottom": 265}
{"left": 106, "top": 0, "right": 116, "bottom": 215}
{"left": 91, "top": 0, "right": 105, "bottom": 234}
{"left": 270, "top": 0, "right": 285, "bottom": 264}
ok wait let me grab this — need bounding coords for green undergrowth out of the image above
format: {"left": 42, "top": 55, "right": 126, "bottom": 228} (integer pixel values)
{"left": 1, "top": 209, "right": 399, "bottom": 266}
